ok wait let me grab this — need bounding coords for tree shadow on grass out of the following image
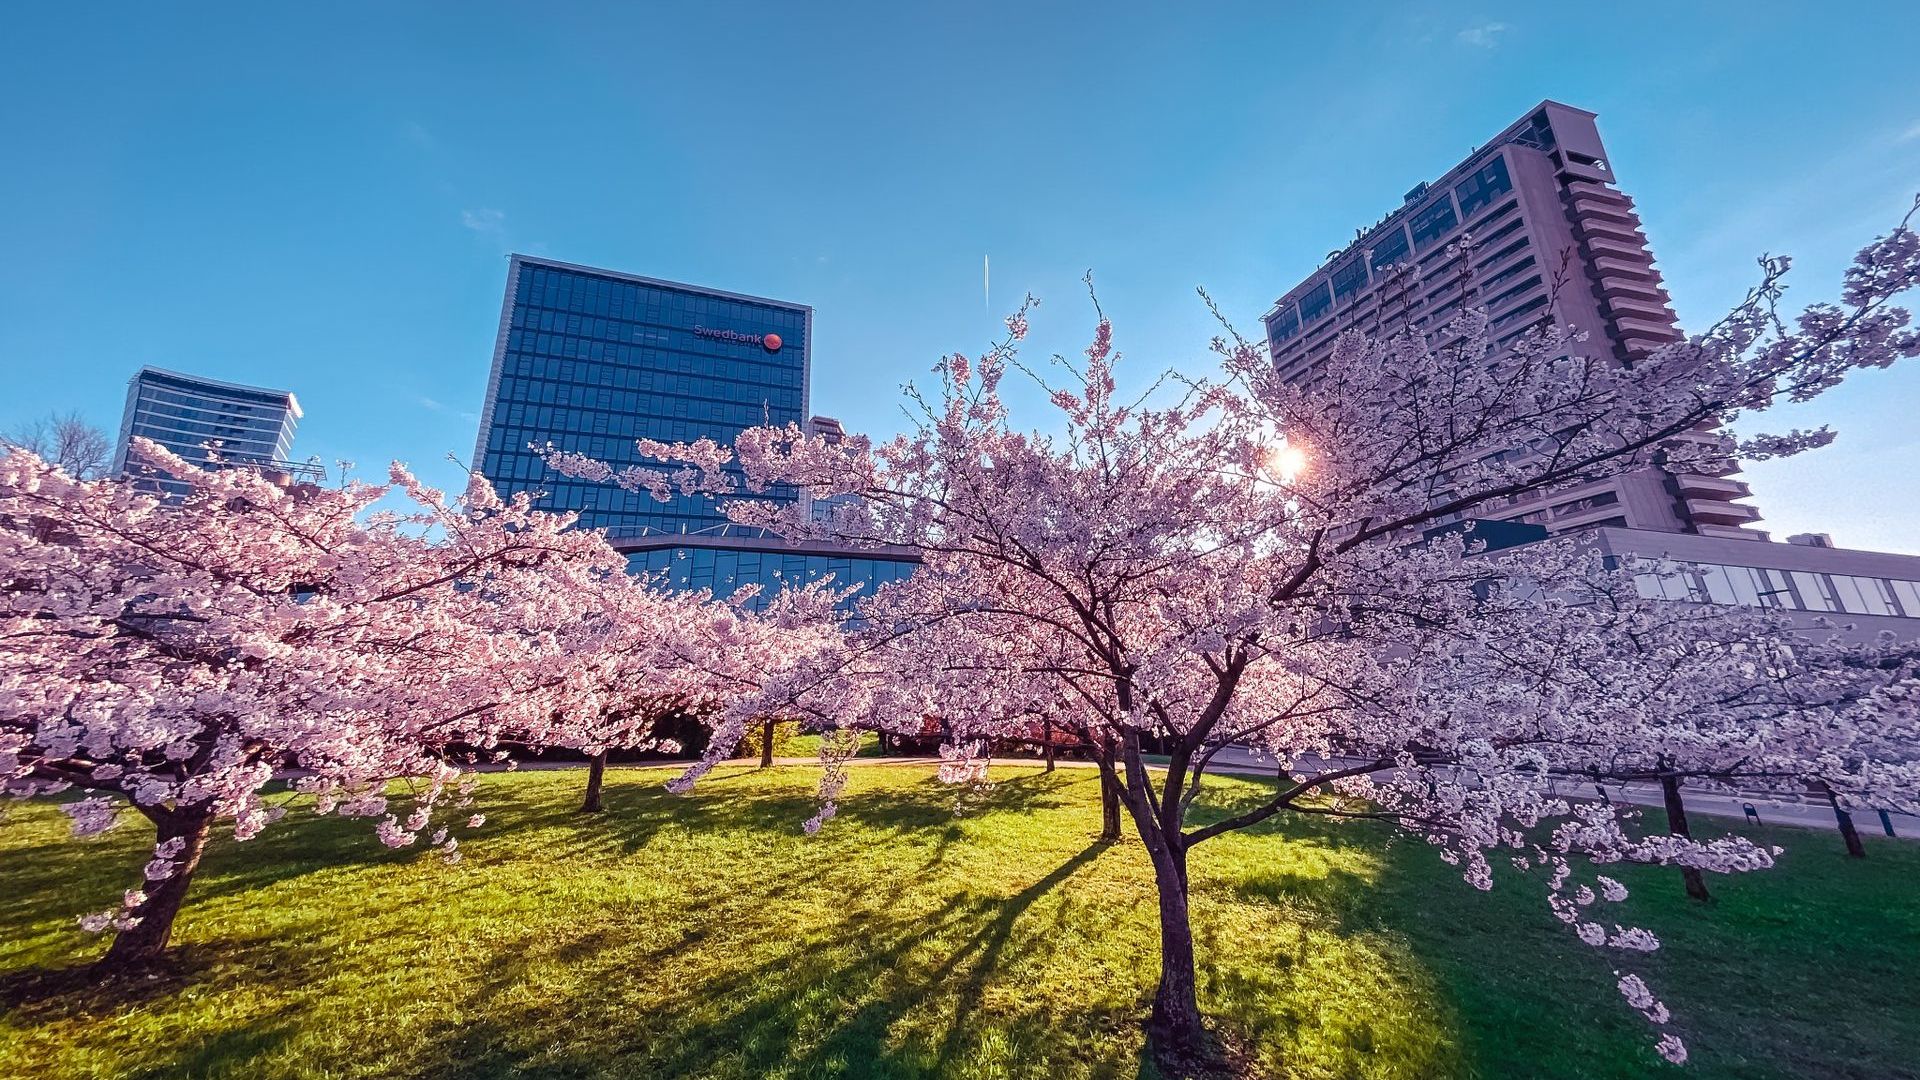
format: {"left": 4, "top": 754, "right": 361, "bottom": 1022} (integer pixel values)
{"left": 124, "top": 1021, "right": 295, "bottom": 1080}
{"left": 399, "top": 841, "right": 1127, "bottom": 1080}
{"left": 1180, "top": 772, "right": 1920, "bottom": 1080}
{"left": 3, "top": 769, "right": 1548, "bottom": 1079}
{"left": 491, "top": 766, "right": 1078, "bottom": 865}
{"left": 0, "top": 933, "right": 329, "bottom": 1021}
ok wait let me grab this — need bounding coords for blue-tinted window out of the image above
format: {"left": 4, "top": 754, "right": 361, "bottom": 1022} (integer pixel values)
{"left": 1410, "top": 198, "right": 1460, "bottom": 252}
{"left": 477, "top": 261, "right": 810, "bottom": 537}
{"left": 1454, "top": 156, "right": 1514, "bottom": 220}
{"left": 1297, "top": 282, "right": 1333, "bottom": 325}
{"left": 1330, "top": 259, "right": 1369, "bottom": 302}
{"left": 623, "top": 546, "right": 916, "bottom": 613}
{"left": 1266, "top": 306, "right": 1301, "bottom": 345}
{"left": 1368, "top": 225, "right": 1411, "bottom": 272}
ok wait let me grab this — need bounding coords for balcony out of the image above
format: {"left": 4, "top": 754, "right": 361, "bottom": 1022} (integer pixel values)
{"left": 1580, "top": 215, "right": 1647, "bottom": 244}
{"left": 1685, "top": 498, "right": 1764, "bottom": 526}
{"left": 1696, "top": 523, "right": 1770, "bottom": 541}
{"left": 1585, "top": 234, "right": 1655, "bottom": 261}
{"left": 1597, "top": 274, "right": 1670, "bottom": 303}
{"left": 1564, "top": 179, "right": 1632, "bottom": 205}
{"left": 1592, "top": 255, "right": 1660, "bottom": 280}
{"left": 1615, "top": 315, "right": 1683, "bottom": 340}
{"left": 1674, "top": 473, "right": 1752, "bottom": 500}
{"left": 1607, "top": 295, "right": 1678, "bottom": 325}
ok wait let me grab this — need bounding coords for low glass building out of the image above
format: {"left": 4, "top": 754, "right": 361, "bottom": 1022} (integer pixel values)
{"left": 624, "top": 531, "right": 919, "bottom": 614}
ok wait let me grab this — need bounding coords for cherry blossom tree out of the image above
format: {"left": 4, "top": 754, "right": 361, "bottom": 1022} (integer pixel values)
{"left": 529, "top": 571, "right": 847, "bottom": 813}
{"left": 1418, "top": 552, "right": 1920, "bottom": 901}
{"left": 0, "top": 441, "right": 620, "bottom": 971}
{"left": 547, "top": 206, "right": 1920, "bottom": 1069}
{"left": 1604, "top": 597, "right": 1919, "bottom": 869}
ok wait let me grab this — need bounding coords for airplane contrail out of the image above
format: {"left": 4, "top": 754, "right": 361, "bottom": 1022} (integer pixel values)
{"left": 983, "top": 254, "right": 990, "bottom": 312}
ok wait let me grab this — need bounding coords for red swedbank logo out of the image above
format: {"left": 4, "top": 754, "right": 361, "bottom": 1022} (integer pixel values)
{"left": 694, "top": 325, "right": 783, "bottom": 352}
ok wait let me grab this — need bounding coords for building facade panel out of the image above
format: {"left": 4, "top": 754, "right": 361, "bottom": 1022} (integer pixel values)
{"left": 625, "top": 537, "right": 919, "bottom": 614}
{"left": 470, "top": 257, "right": 917, "bottom": 612}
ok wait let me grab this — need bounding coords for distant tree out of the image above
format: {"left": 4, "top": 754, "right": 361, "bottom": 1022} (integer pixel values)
{"left": 547, "top": 201, "right": 1920, "bottom": 1071}
{"left": 2, "top": 411, "right": 111, "bottom": 480}
{"left": 532, "top": 574, "right": 846, "bottom": 812}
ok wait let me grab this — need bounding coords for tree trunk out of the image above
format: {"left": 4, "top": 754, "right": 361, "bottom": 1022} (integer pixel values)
{"left": 1145, "top": 840, "right": 1205, "bottom": 1065}
{"left": 1110, "top": 748, "right": 1206, "bottom": 1068}
{"left": 1098, "top": 760, "right": 1122, "bottom": 841}
{"left": 581, "top": 750, "right": 607, "bottom": 813}
{"left": 759, "top": 719, "right": 776, "bottom": 768}
{"left": 1043, "top": 720, "right": 1055, "bottom": 772}
{"left": 98, "top": 804, "right": 215, "bottom": 973}
{"left": 1658, "top": 772, "right": 1711, "bottom": 902}
{"left": 1823, "top": 784, "right": 1866, "bottom": 858}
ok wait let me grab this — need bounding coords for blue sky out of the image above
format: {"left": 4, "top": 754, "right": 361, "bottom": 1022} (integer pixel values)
{"left": 3, "top": 2, "right": 1918, "bottom": 551}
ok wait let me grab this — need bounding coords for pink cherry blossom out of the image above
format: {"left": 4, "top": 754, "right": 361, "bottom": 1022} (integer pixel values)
{"left": 540, "top": 204, "right": 1920, "bottom": 1066}
{"left": 2, "top": 440, "right": 622, "bottom": 967}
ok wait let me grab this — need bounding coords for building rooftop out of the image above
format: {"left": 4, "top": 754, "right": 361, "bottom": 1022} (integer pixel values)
{"left": 1267, "top": 99, "right": 1599, "bottom": 318}
{"left": 507, "top": 254, "right": 813, "bottom": 314}
{"left": 134, "top": 365, "right": 303, "bottom": 419}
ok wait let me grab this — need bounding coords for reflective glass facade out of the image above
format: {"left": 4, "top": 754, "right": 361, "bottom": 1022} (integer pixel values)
{"left": 113, "top": 367, "right": 304, "bottom": 494}
{"left": 627, "top": 545, "right": 919, "bottom": 613}
{"left": 472, "top": 256, "right": 811, "bottom": 537}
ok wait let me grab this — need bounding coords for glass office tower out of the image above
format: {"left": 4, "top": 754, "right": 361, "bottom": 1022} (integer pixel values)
{"left": 472, "top": 255, "right": 810, "bottom": 539}
{"left": 472, "top": 256, "right": 917, "bottom": 611}
{"left": 113, "top": 366, "right": 314, "bottom": 496}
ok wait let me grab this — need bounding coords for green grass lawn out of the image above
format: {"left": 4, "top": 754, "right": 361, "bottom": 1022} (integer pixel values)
{"left": 2, "top": 765, "right": 1915, "bottom": 1080}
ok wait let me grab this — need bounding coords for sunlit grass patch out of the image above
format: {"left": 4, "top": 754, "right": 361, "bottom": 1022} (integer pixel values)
{"left": 2, "top": 765, "right": 1915, "bottom": 1079}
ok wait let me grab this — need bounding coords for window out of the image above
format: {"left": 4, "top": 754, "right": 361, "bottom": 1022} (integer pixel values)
{"left": 1510, "top": 110, "right": 1556, "bottom": 152}
{"left": 1484, "top": 255, "right": 1538, "bottom": 292}
{"left": 1489, "top": 275, "right": 1544, "bottom": 311}
{"left": 1789, "top": 571, "right": 1835, "bottom": 612}
{"left": 1410, "top": 198, "right": 1460, "bottom": 252}
{"left": 1893, "top": 579, "right": 1920, "bottom": 618}
{"left": 1330, "top": 259, "right": 1369, "bottom": 302}
{"left": 1868, "top": 577, "right": 1900, "bottom": 615}
{"left": 1297, "top": 282, "right": 1333, "bottom": 325}
{"left": 1549, "top": 490, "right": 1618, "bottom": 519}
{"left": 1491, "top": 296, "right": 1550, "bottom": 329}
{"left": 1753, "top": 568, "right": 1794, "bottom": 608}
{"left": 1454, "top": 156, "right": 1514, "bottom": 219}
{"left": 1698, "top": 564, "right": 1750, "bottom": 606}
{"left": 1625, "top": 562, "right": 1918, "bottom": 619}
{"left": 1368, "top": 225, "right": 1411, "bottom": 272}
{"left": 1267, "top": 306, "right": 1301, "bottom": 345}
{"left": 1476, "top": 234, "right": 1531, "bottom": 271}
{"left": 1832, "top": 575, "right": 1896, "bottom": 616}
{"left": 1635, "top": 570, "right": 1695, "bottom": 602}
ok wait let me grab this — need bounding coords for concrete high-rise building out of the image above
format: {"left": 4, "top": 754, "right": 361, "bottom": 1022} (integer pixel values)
{"left": 113, "top": 366, "right": 312, "bottom": 494}
{"left": 472, "top": 255, "right": 915, "bottom": 610}
{"left": 1261, "top": 100, "right": 1763, "bottom": 540}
